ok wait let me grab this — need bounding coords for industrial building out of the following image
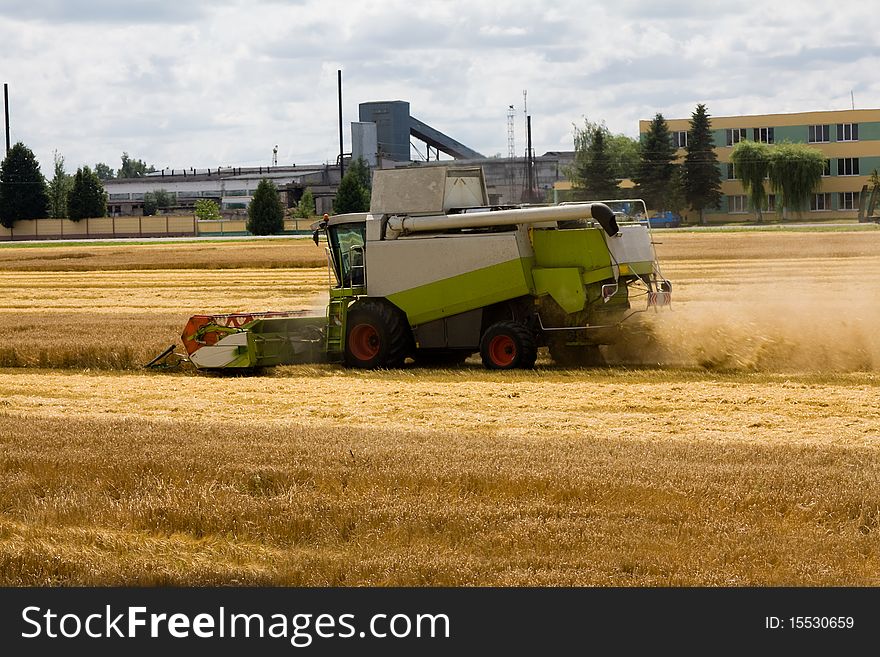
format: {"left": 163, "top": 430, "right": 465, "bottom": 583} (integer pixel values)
{"left": 102, "top": 100, "right": 573, "bottom": 219}
{"left": 646, "top": 108, "right": 880, "bottom": 223}
{"left": 103, "top": 164, "right": 341, "bottom": 217}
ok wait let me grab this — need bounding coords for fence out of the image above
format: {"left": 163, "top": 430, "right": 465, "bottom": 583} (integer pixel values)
{"left": 0, "top": 216, "right": 315, "bottom": 241}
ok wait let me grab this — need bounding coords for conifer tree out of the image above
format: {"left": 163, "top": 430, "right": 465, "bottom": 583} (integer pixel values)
{"left": 634, "top": 113, "right": 676, "bottom": 211}
{"left": 683, "top": 104, "right": 722, "bottom": 225}
{"left": 247, "top": 178, "right": 284, "bottom": 235}
{"left": 580, "top": 128, "right": 619, "bottom": 199}
{"left": 0, "top": 142, "right": 49, "bottom": 228}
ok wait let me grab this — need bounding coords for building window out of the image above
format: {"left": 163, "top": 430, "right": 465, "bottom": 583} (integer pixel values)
{"left": 837, "top": 158, "right": 860, "bottom": 176}
{"left": 753, "top": 127, "right": 775, "bottom": 143}
{"left": 726, "top": 163, "right": 738, "bottom": 180}
{"left": 839, "top": 192, "right": 859, "bottom": 210}
{"left": 227, "top": 189, "right": 248, "bottom": 197}
{"left": 674, "top": 131, "right": 688, "bottom": 148}
{"left": 810, "top": 193, "right": 831, "bottom": 211}
{"left": 808, "top": 124, "right": 830, "bottom": 143}
{"left": 823, "top": 159, "right": 831, "bottom": 176}
{"left": 837, "top": 123, "right": 859, "bottom": 141}
{"left": 726, "top": 128, "right": 747, "bottom": 146}
{"left": 766, "top": 195, "right": 776, "bottom": 212}
{"left": 728, "top": 195, "right": 747, "bottom": 213}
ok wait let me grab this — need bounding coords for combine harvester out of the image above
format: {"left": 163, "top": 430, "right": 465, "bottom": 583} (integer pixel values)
{"left": 152, "top": 166, "right": 670, "bottom": 372}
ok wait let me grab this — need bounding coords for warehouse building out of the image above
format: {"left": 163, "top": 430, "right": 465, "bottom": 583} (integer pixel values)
{"left": 103, "top": 164, "right": 341, "bottom": 217}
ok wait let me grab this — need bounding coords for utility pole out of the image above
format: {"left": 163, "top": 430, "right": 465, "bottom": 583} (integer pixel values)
{"left": 3, "top": 83, "right": 9, "bottom": 155}
{"left": 337, "top": 69, "right": 345, "bottom": 179}
{"left": 526, "top": 115, "right": 535, "bottom": 202}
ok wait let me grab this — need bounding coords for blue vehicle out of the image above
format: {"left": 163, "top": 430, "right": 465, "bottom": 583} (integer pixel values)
{"left": 644, "top": 211, "right": 681, "bottom": 228}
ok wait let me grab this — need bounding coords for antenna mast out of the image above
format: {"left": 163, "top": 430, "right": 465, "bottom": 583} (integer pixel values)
{"left": 507, "top": 105, "right": 515, "bottom": 159}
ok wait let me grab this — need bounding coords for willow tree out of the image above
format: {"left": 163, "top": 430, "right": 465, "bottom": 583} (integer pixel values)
{"left": 767, "top": 143, "right": 826, "bottom": 219}
{"left": 730, "top": 140, "right": 770, "bottom": 223}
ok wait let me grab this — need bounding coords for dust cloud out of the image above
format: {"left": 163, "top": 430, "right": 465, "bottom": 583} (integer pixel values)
{"left": 608, "top": 283, "right": 880, "bottom": 373}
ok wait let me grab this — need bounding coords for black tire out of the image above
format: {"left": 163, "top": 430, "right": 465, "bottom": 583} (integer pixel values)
{"left": 548, "top": 340, "right": 606, "bottom": 367}
{"left": 479, "top": 321, "right": 537, "bottom": 370}
{"left": 344, "top": 300, "right": 412, "bottom": 369}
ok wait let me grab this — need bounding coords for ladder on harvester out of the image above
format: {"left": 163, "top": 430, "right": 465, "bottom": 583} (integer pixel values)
{"left": 325, "top": 295, "right": 350, "bottom": 362}
{"left": 324, "top": 244, "right": 364, "bottom": 362}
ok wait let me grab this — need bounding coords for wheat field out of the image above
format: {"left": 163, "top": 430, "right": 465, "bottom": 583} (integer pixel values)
{"left": 1, "top": 229, "right": 879, "bottom": 585}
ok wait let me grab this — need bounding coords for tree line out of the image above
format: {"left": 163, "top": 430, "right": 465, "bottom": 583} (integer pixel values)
{"left": 0, "top": 144, "right": 109, "bottom": 228}
{"left": 569, "top": 104, "right": 826, "bottom": 224}
{"left": 0, "top": 147, "right": 173, "bottom": 228}
{"left": 0, "top": 146, "right": 327, "bottom": 232}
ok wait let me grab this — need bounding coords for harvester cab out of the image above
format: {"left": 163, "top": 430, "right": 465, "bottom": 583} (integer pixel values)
{"left": 165, "top": 165, "right": 671, "bottom": 372}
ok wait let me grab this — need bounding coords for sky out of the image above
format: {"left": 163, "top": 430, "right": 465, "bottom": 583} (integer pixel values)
{"left": 1, "top": 0, "right": 878, "bottom": 177}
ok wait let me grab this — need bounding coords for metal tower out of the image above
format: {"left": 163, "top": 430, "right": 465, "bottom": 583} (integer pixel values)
{"left": 507, "top": 105, "right": 515, "bottom": 160}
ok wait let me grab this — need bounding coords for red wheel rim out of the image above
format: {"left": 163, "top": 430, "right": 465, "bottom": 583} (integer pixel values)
{"left": 488, "top": 334, "right": 516, "bottom": 367}
{"left": 349, "top": 324, "right": 380, "bottom": 360}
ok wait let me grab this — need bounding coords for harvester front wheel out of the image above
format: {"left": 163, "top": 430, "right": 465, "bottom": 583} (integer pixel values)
{"left": 479, "top": 321, "right": 537, "bottom": 370}
{"left": 344, "top": 300, "right": 412, "bottom": 369}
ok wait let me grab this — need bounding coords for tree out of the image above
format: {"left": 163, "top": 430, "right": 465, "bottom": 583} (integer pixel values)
{"left": 347, "top": 157, "right": 372, "bottom": 191}
{"left": 47, "top": 150, "right": 72, "bottom": 219}
{"left": 683, "top": 104, "right": 723, "bottom": 225}
{"left": 295, "top": 187, "right": 315, "bottom": 218}
{"left": 93, "top": 162, "right": 115, "bottom": 180}
{"left": 333, "top": 164, "right": 371, "bottom": 214}
{"left": 67, "top": 166, "right": 107, "bottom": 221}
{"left": 143, "top": 189, "right": 173, "bottom": 216}
{"left": 570, "top": 118, "right": 640, "bottom": 183}
{"left": 576, "top": 128, "right": 619, "bottom": 199}
{"left": 142, "top": 192, "right": 158, "bottom": 217}
{"left": 730, "top": 140, "right": 771, "bottom": 223}
{"left": 634, "top": 113, "right": 676, "bottom": 211}
{"left": 118, "top": 152, "right": 156, "bottom": 179}
{"left": 0, "top": 142, "right": 49, "bottom": 228}
{"left": 153, "top": 189, "right": 173, "bottom": 211}
{"left": 767, "top": 143, "right": 825, "bottom": 218}
{"left": 194, "top": 198, "right": 221, "bottom": 221}
{"left": 247, "top": 178, "right": 284, "bottom": 235}
{"left": 666, "top": 164, "right": 688, "bottom": 218}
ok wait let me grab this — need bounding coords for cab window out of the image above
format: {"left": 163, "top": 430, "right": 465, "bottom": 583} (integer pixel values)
{"left": 328, "top": 223, "right": 366, "bottom": 287}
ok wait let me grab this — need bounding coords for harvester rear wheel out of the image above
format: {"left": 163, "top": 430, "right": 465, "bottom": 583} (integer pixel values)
{"left": 548, "top": 341, "right": 606, "bottom": 368}
{"left": 479, "top": 321, "right": 537, "bottom": 370}
{"left": 344, "top": 300, "right": 412, "bottom": 369}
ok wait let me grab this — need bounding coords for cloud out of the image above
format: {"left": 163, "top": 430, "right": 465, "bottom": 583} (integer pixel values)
{"left": 0, "top": 0, "right": 877, "bottom": 177}
{"left": 0, "top": 0, "right": 213, "bottom": 23}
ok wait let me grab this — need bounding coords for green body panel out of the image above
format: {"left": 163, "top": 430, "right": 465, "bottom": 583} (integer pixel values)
{"left": 531, "top": 228, "right": 612, "bottom": 271}
{"left": 532, "top": 267, "right": 586, "bottom": 314}
{"left": 616, "top": 260, "right": 655, "bottom": 277}
{"left": 386, "top": 257, "right": 534, "bottom": 326}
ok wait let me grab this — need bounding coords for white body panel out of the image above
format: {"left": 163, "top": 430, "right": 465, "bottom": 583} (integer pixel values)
{"left": 604, "top": 224, "right": 655, "bottom": 265}
{"left": 189, "top": 332, "right": 248, "bottom": 369}
{"left": 366, "top": 228, "right": 533, "bottom": 297}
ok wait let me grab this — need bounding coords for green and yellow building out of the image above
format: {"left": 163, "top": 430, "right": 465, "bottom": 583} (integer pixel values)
{"left": 641, "top": 108, "right": 880, "bottom": 223}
